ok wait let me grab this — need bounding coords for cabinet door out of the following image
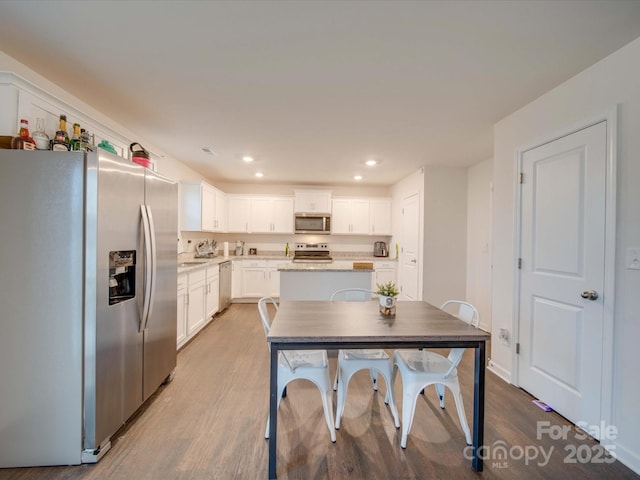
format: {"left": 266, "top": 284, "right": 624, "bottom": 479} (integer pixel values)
{"left": 370, "top": 199, "right": 392, "bottom": 235}
{"left": 331, "top": 199, "right": 352, "bottom": 234}
{"left": 295, "top": 190, "right": 331, "bottom": 213}
{"left": 227, "top": 196, "right": 250, "bottom": 232}
{"left": 350, "top": 199, "right": 371, "bottom": 234}
{"left": 242, "top": 267, "right": 266, "bottom": 297}
{"left": 214, "top": 189, "right": 227, "bottom": 232}
{"left": 187, "top": 274, "right": 206, "bottom": 336}
{"left": 201, "top": 184, "right": 215, "bottom": 231}
{"left": 272, "top": 197, "right": 294, "bottom": 233}
{"left": 177, "top": 275, "right": 188, "bottom": 348}
{"left": 205, "top": 266, "right": 220, "bottom": 319}
{"left": 232, "top": 260, "right": 243, "bottom": 298}
{"left": 250, "top": 197, "right": 273, "bottom": 233}
{"left": 373, "top": 263, "right": 397, "bottom": 291}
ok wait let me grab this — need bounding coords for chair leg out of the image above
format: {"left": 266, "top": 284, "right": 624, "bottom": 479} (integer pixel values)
{"left": 333, "top": 367, "right": 339, "bottom": 391}
{"left": 335, "top": 368, "right": 354, "bottom": 430}
{"left": 400, "top": 389, "right": 421, "bottom": 449}
{"left": 379, "top": 368, "right": 400, "bottom": 429}
{"left": 435, "top": 383, "right": 445, "bottom": 408}
{"left": 450, "top": 384, "right": 472, "bottom": 445}
{"left": 369, "top": 369, "right": 378, "bottom": 391}
{"left": 318, "top": 375, "right": 337, "bottom": 442}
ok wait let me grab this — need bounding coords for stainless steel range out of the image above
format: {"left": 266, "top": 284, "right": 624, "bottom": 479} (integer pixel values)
{"left": 293, "top": 243, "right": 332, "bottom": 262}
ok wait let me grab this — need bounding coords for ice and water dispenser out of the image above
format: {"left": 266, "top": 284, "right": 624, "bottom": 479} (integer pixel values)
{"left": 109, "top": 250, "right": 136, "bottom": 305}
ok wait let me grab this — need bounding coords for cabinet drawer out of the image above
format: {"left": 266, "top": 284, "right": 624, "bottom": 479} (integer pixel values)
{"left": 244, "top": 260, "right": 267, "bottom": 268}
{"left": 374, "top": 262, "right": 395, "bottom": 269}
{"left": 188, "top": 268, "right": 206, "bottom": 284}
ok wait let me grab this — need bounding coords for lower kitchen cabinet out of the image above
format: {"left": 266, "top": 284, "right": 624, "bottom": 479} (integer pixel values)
{"left": 205, "top": 265, "right": 220, "bottom": 319}
{"left": 372, "top": 260, "right": 397, "bottom": 291}
{"left": 177, "top": 273, "right": 188, "bottom": 348}
{"left": 177, "top": 265, "right": 220, "bottom": 350}
{"left": 240, "top": 259, "right": 291, "bottom": 298}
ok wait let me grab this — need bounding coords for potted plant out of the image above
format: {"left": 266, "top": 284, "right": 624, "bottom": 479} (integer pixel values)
{"left": 375, "top": 281, "right": 400, "bottom": 312}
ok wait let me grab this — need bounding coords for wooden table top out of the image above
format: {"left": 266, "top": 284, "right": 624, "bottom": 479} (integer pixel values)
{"left": 268, "top": 300, "right": 490, "bottom": 344}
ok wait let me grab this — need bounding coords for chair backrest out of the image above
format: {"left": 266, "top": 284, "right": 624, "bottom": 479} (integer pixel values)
{"left": 439, "top": 300, "right": 480, "bottom": 377}
{"left": 440, "top": 300, "right": 480, "bottom": 328}
{"left": 258, "top": 296, "right": 279, "bottom": 337}
{"left": 330, "top": 288, "right": 373, "bottom": 302}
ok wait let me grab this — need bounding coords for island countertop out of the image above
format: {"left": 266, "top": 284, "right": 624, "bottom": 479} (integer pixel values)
{"left": 278, "top": 263, "right": 374, "bottom": 272}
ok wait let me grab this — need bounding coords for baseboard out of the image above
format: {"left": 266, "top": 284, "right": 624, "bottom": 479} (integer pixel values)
{"left": 611, "top": 440, "right": 640, "bottom": 476}
{"left": 487, "top": 359, "right": 511, "bottom": 384}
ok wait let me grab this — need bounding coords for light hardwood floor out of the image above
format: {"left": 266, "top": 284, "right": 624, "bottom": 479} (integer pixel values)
{"left": 1, "top": 303, "right": 637, "bottom": 479}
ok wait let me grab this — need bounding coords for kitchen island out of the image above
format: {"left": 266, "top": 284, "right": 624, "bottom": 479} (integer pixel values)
{"left": 279, "top": 263, "right": 374, "bottom": 301}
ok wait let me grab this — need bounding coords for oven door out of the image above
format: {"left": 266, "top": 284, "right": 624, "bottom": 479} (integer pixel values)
{"left": 294, "top": 215, "right": 330, "bottom": 234}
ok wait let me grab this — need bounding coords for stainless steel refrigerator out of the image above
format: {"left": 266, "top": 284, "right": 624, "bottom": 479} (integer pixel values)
{"left": 0, "top": 149, "right": 177, "bottom": 467}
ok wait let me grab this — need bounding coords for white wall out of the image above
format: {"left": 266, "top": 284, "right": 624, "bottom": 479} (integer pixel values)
{"left": 0, "top": 50, "right": 205, "bottom": 183}
{"left": 491, "top": 37, "right": 640, "bottom": 473}
{"left": 422, "top": 166, "right": 468, "bottom": 307}
{"left": 466, "top": 159, "right": 492, "bottom": 332}
{"left": 391, "top": 168, "right": 424, "bottom": 299}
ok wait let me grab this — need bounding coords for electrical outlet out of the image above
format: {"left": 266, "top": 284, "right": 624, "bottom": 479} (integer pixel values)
{"left": 626, "top": 248, "right": 640, "bottom": 270}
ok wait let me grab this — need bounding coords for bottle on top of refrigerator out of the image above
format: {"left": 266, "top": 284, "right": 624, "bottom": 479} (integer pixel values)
{"left": 51, "top": 115, "right": 71, "bottom": 151}
{"left": 10, "top": 119, "right": 36, "bottom": 150}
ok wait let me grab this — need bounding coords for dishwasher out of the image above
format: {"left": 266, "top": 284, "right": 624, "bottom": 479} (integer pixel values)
{"left": 218, "top": 261, "right": 232, "bottom": 311}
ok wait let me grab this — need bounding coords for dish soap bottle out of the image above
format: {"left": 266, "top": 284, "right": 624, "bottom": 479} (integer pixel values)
{"left": 285, "top": 243, "right": 290, "bottom": 257}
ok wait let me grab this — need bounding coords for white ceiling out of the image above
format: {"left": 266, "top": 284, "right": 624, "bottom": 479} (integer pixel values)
{"left": 1, "top": 1, "right": 640, "bottom": 186}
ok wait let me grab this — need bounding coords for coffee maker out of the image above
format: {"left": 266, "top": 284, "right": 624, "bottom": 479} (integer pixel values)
{"left": 374, "top": 241, "right": 389, "bottom": 257}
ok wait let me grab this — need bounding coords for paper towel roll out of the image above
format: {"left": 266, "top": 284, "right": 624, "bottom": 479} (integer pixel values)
{"left": 223, "top": 241, "right": 229, "bottom": 257}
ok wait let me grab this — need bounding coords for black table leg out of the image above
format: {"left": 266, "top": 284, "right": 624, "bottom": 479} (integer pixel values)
{"left": 269, "top": 345, "right": 279, "bottom": 479}
{"left": 472, "top": 341, "right": 485, "bottom": 471}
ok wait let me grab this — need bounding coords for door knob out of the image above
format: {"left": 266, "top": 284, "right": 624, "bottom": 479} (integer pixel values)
{"left": 581, "top": 290, "right": 599, "bottom": 301}
{"left": 410, "top": 259, "right": 416, "bottom": 263}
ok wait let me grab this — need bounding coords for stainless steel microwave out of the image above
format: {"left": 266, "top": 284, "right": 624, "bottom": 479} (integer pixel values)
{"left": 294, "top": 214, "right": 331, "bottom": 234}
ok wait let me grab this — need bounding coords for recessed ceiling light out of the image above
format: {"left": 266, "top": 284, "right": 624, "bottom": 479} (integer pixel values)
{"left": 354, "top": 175, "right": 363, "bottom": 181}
{"left": 243, "top": 156, "right": 254, "bottom": 163}
{"left": 365, "top": 159, "right": 377, "bottom": 166}
{"left": 255, "top": 172, "right": 264, "bottom": 178}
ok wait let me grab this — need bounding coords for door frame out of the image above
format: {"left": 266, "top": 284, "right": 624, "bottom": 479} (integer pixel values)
{"left": 511, "top": 107, "right": 618, "bottom": 427}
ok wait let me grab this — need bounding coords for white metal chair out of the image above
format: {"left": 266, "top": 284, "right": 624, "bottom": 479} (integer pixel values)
{"left": 393, "top": 300, "right": 480, "bottom": 448}
{"left": 330, "top": 288, "right": 400, "bottom": 429}
{"left": 258, "top": 296, "right": 336, "bottom": 442}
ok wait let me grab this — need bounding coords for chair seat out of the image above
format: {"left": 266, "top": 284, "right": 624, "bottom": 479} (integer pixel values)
{"left": 395, "top": 349, "right": 455, "bottom": 377}
{"left": 281, "top": 350, "right": 328, "bottom": 369}
{"left": 341, "top": 349, "right": 390, "bottom": 360}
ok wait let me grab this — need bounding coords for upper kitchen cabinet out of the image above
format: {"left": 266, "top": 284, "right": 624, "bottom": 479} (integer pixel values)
{"left": 370, "top": 198, "right": 392, "bottom": 235}
{"left": 294, "top": 189, "right": 332, "bottom": 214}
{"left": 227, "top": 195, "right": 251, "bottom": 233}
{"left": 250, "top": 196, "right": 294, "bottom": 233}
{"left": 180, "top": 181, "right": 226, "bottom": 232}
{"left": 332, "top": 197, "right": 392, "bottom": 235}
{"left": 332, "top": 198, "right": 370, "bottom": 235}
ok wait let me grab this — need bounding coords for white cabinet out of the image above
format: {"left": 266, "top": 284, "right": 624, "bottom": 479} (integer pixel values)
{"left": 186, "top": 268, "right": 207, "bottom": 337}
{"left": 294, "top": 189, "right": 332, "bottom": 213}
{"left": 250, "top": 196, "right": 294, "bottom": 233}
{"left": 227, "top": 195, "right": 251, "bottom": 233}
{"left": 241, "top": 260, "right": 267, "bottom": 297}
{"left": 372, "top": 261, "right": 397, "bottom": 291}
{"left": 231, "top": 259, "right": 243, "bottom": 298}
{"left": 332, "top": 197, "right": 392, "bottom": 236}
{"left": 239, "top": 259, "right": 291, "bottom": 297}
{"left": 214, "top": 189, "right": 227, "bottom": 232}
{"left": 228, "top": 195, "right": 294, "bottom": 233}
{"left": 180, "top": 181, "right": 226, "bottom": 232}
{"left": 370, "top": 198, "right": 392, "bottom": 235}
{"left": 177, "top": 273, "right": 188, "bottom": 348}
{"left": 332, "top": 198, "right": 370, "bottom": 235}
{"left": 205, "top": 265, "right": 220, "bottom": 320}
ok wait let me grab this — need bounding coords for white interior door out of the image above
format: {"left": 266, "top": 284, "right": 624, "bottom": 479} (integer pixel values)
{"left": 401, "top": 193, "right": 420, "bottom": 300}
{"left": 517, "top": 121, "right": 607, "bottom": 436}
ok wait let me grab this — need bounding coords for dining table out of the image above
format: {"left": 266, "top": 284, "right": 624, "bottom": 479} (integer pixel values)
{"left": 266, "top": 300, "right": 490, "bottom": 479}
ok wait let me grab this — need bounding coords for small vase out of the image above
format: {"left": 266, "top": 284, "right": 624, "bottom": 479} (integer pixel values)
{"left": 32, "top": 118, "right": 49, "bottom": 150}
{"left": 378, "top": 295, "right": 396, "bottom": 316}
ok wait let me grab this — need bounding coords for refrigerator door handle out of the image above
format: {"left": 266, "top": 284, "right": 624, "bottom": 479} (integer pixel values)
{"left": 140, "top": 204, "right": 153, "bottom": 332}
{"left": 143, "top": 204, "right": 157, "bottom": 331}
